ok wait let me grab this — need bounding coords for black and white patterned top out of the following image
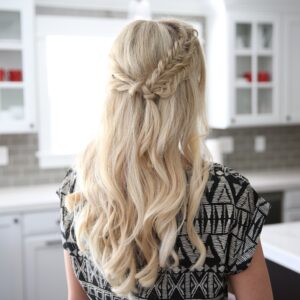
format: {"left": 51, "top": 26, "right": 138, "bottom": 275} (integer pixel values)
{"left": 56, "top": 162, "right": 271, "bottom": 300}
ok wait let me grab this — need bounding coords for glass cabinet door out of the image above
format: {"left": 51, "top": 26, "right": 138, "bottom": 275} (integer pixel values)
{"left": 233, "top": 19, "right": 276, "bottom": 121}
{"left": 0, "top": 9, "right": 27, "bottom": 131}
{"left": 234, "top": 22, "right": 253, "bottom": 116}
{"left": 256, "top": 23, "right": 274, "bottom": 116}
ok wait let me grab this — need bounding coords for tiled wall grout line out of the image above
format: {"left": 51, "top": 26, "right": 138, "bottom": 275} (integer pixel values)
{"left": 0, "top": 125, "right": 300, "bottom": 187}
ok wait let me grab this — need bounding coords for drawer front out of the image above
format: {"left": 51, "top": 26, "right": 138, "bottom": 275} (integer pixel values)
{"left": 23, "top": 210, "right": 61, "bottom": 236}
{"left": 284, "top": 189, "right": 300, "bottom": 209}
{"left": 283, "top": 208, "right": 300, "bottom": 222}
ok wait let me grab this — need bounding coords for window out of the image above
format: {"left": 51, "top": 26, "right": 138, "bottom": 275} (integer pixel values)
{"left": 36, "top": 15, "right": 204, "bottom": 168}
{"left": 36, "top": 16, "right": 127, "bottom": 168}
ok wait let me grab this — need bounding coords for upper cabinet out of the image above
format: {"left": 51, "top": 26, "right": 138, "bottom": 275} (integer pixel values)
{"left": 206, "top": 12, "right": 281, "bottom": 128}
{"left": 232, "top": 15, "right": 279, "bottom": 125}
{"left": 0, "top": 214, "right": 23, "bottom": 300}
{"left": 0, "top": 0, "right": 36, "bottom": 134}
{"left": 283, "top": 14, "right": 300, "bottom": 124}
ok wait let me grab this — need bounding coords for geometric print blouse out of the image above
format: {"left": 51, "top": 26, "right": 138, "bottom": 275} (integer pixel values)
{"left": 56, "top": 162, "right": 271, "bottom": 300}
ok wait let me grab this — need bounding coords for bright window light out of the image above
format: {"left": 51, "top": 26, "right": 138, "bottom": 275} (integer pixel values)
{"left": 36, "top": 16, "right": 127, "bottom": 168}
{"left": 36, "top": 16, "right": 203, "bottom": 168}
{"left": 46, "top": 35, "right": 113, "bottom": 155}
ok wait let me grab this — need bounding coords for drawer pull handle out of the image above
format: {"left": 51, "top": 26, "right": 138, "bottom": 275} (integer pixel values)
{"left": 45, "top": 240, "right": 61, "bottom": 247}
{"left": 0, "top": 218, "right": 19, "bottom": 227}
{"left": 0, "top": 222, "right": 11, "bottom": 228}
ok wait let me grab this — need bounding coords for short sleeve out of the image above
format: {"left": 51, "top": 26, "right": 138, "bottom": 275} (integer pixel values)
{"left": 224, "top": 182, "right": 271, "bottom": 275}
{"left": 56, "top": 167, "right": 79, "bottom": 256}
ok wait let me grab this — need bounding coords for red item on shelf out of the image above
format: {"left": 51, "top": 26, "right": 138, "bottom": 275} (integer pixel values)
{"left": 8, "top": 69, "right": 22, "bottom": 81}
{"left": 258, "top": 71, "right": 270, "bottom": 82}
{"left": 243, "top": 71, "right": 252, "bottom": 82}
{"left": 0, "top": 68, "right": 5, "bottom": 81}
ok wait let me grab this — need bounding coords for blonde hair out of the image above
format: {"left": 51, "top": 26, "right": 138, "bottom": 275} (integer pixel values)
{"left": 66, "top": 19, "right": 212, "bottom": 298}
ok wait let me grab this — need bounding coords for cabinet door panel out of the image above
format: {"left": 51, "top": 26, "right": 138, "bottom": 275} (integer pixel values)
{"left": 25, "top": 234, "right": 67, "bottom": 300}
{"left": 284, "top": 17, "right": 300, "bottom": 122}
{"left": 23, "top": 209, "right": 60, "bottom": 235}
{"left": 0, "top": 3, "right": 36, "bottom": 134}
{"left": 0, "top": 214, "right": 23, "bottom": 300}
{"left": 283, "top": 189, "right": 300, "bottom": 222}
{"left": 229, "top": 13, "right": 280, "bottom": 127}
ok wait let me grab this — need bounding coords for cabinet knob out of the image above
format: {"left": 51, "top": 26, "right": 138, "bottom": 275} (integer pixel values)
{"left": 231, "top": 117, "right": 236, "bottom": 124}
{"left": 29, "top": 123, "right": 35, "bottom": 129}
{"left": 286, "top": 115, "right": 291, "bottom": 121}
{"left": 13, "top": 218, "right": 19, "bottom": 224}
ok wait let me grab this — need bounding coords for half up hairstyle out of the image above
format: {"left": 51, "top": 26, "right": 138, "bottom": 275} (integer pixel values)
{"left": 66, "top": 19, "right": 213, "bottom": 299}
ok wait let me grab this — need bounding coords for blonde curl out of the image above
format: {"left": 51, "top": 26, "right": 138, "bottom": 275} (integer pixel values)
{"left": 66, "top": 18, "right": 213, "bottom": 299}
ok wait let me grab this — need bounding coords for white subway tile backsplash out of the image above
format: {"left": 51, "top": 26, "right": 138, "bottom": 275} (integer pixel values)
{"left": 0, "top": 125, "right": 299, "bottom": 187}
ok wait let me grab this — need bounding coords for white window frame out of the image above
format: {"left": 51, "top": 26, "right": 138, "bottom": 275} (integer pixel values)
{"left": 35, "top": 15, "right": 128, "bottom": 168}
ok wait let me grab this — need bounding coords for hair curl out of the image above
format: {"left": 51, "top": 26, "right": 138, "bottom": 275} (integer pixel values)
{"left": 66, "top": 19, "right": 213, "bottom": 299}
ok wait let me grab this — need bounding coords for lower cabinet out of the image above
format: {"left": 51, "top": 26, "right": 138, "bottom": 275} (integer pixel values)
{"left": 24, "top": 234, "right": 67, "bottom": 300}
{"left": 0, "top": 214, "right": 23, "bottom": 300}
{"left": 261, "top": 189, "right": 300, "bottom": 223}
{"left": 0, "top": 209, "right": 68, "bottom": 300}
{"left": 266, "top": 259, "right": 300, "bottom": 300}
{"left": 283, "top": 189, "right": 300, "bottom": 222}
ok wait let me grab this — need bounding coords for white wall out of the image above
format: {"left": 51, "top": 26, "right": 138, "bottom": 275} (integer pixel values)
{"left": 35, "top": 0, "right": 300, "bottom": 15}
{"left": 225, "top": 0, "right": 300, "bottom": 13}
{"left": 35, "top": 0, "right": 216, "bottom": 16}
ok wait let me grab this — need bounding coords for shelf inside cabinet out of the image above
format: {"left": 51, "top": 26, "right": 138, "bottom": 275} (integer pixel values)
{"left": 257, "top": 49, "right": 273, "bottom": 56}
{"left": 235, "top": 81, "right": 252, "bottom": 88}
{"left": 0, "top": 82, "right": 23, "bottom": 89}
{"left": 0, "top": 39, "right": 22, "bottom": 50}
{"left": 235, "top": 49, "right": 252, "bottom": 56}
{"left": 257, "top": 82, "right": 273, "bottom": 88}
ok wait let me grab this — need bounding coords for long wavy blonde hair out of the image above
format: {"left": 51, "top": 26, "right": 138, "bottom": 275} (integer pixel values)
{"left": 66, "top": 18, "right": 212, "bottom": 299}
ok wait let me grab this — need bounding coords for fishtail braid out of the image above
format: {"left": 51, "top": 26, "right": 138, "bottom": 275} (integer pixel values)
{"left": 145, "top": 28, "right": 199, "bottom": 100}
{"left": 110, "top": 25, "right": 199, "bottom": 102}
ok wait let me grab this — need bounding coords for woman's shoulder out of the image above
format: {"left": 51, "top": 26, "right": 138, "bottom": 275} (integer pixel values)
{"left": 209, "top": 161, "right": 250, "bottom": 187}
{"left": 206, "top": 162, "right": 262, "bottom": 208}
{"left": 56, "top": 167, "right": 77, "bottom": 199}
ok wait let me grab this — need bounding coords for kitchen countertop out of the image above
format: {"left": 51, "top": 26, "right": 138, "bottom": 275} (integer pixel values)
{"left": 0, "top": 183, "right": 59, "bottom": 213}
{"left": 0, "top": 167, "right": 300, "bottom": 213}
{"left": 240, "top": 168, "right": 300, "bottom": 192}
{"left": 261, "top": 222, "right": 300, "bottom": 273}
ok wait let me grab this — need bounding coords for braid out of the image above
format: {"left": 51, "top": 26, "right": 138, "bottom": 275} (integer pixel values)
{"left": 145, "top": 29, "right": 186, "bottom": 90}
{"left": 110, "top": 26, "right": 199, "bottom": 102}
{"left": 146, "top": 28, "right": 198, "bottom": 100}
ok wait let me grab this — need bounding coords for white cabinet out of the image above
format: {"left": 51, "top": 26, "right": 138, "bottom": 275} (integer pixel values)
{"left": 0, "top": 0, "right": 36, "bottom": 133}
{"left": 23, "top": 209, "right": 67, "bottom": 300}
{"left": 0, "top": 214, "right": 23, "bottom": 300}
{"left": 283, "top": 189, "right": 300, "bottom": 222}
{"left": 0, "top": 209, "right": 68, "bottom": 300}
{"left": 231, "top": 14, "right": 280, "bottom": 126}
{"left": 207, "top": 12, "right": 280, "bottom": 128}
{"left": 25, "top": 234, "right": 68, "bottom": 300}
{"left": 283, "top": 15, "right": 300, "bottom": 124}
